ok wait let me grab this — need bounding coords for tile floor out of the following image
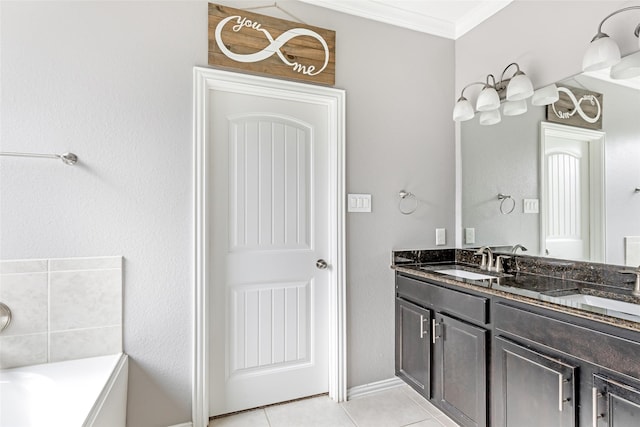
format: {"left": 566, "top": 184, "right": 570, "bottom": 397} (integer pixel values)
{"left": 209, "top": 384, "right": 461, "bottom": 427}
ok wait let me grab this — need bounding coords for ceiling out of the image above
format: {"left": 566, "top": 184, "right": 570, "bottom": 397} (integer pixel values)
{"left": 297, "top": 0, "right": 514, "bottom": 39}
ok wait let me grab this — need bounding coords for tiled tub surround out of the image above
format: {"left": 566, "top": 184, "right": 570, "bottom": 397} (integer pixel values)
{"left": 0, "top": 256, "right": 122, "bottom": 368}
{"left": 392, "top": 249, "right": 640, "bottom": 332}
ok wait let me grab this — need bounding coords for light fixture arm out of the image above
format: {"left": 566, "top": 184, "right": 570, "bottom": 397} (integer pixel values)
{"left": 499, "top": 62, "right": 521, "bottom": 82}
{"left": 457, "top": 81, "right": 486, "bottom": 100}
{"left": 496, "top": 62, "right": 525, "bottom": 92}
{"left": 593, "top": 6, "right": 640, "bottom": 40}
{"left": 485, "top": 74, "right": 497, "bottom": 88}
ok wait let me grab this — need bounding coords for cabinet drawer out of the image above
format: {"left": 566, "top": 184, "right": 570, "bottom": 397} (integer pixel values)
{"left": 396, "top": 274, "right": 489, "bottom": 325}
{"left": 494, "top": 302, "right": 640, "bottom": 379}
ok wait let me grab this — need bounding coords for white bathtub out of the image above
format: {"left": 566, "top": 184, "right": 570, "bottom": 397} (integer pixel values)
{"left": 0, "top": 353, "right": 128, "bottom": 427}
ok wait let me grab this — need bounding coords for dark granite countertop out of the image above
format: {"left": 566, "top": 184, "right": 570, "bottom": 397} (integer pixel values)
{"left": 392, "top": 249, "right": 640, "bottom": 333}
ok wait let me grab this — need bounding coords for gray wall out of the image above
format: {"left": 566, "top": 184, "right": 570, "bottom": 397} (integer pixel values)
{"left": 0, "top": 1, "right": 455, "bottom": 425}
{"left": 457, "top": 0, "right": 640, "bottom": 265}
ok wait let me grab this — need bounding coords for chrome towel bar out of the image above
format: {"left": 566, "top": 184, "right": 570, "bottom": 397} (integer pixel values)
{"left": 0, "top": 151, "right": 78, "bottom": 165}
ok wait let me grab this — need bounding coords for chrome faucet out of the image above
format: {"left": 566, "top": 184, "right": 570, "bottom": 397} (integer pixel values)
{"left": 511, "top": 244, "right": 528, "bottom": 254}
{"left": 620, "top": 266, "right": 640, "bottom": 297}
{"left": 475, "top": 246, "right": 494, "bottom": 271}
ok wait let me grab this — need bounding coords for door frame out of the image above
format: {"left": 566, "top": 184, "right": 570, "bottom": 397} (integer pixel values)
{"left": 192, "top": 67, "right": 347, "bottom": 427}
{"left": 539, "top": 121, "right": 606, "bottom": 262}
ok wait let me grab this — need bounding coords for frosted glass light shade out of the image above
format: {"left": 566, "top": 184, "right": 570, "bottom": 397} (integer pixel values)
{"left": 503, "top": 99, "right": 528, "bottom": 116}
{"left": 453, "top": 97, "right": 475, "bottom": 121}
{"left": 531, "top": 84, "right": 559, "bottom": 106}
{"left": 476, "top": 87, "right": 500, "bottom": 111}
{"left": 610, "top": 51, "right": 640, "bottom": 79}
{"left": 479, "top": 109, "right": 501, "bottom": 126}
{"left": 583, "top": 35, "right": 621, "bottom": 72}
{"left": 506, "top": 72, "right": 534, "bottom": 101}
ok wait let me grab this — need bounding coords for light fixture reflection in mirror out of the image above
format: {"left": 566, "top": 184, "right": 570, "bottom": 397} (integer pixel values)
{"left": 531, "top": 84, "right": 560, "bottom": 106}
{"left": 503, "top": 99, "right": 527, "bottom": 116}
{"left": 611, "top": 52, "right": 640, "bottom": 79}
{"left": 479, "top": 109, "right": 501, "bottom": 126}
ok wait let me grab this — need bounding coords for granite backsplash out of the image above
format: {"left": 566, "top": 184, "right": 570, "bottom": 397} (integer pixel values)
{"left": 392, "top": 248, "right": 637, "bottom": 293}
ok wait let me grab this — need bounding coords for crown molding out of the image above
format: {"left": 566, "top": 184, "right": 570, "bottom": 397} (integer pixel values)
{"left": 298, "top": 0, "right": 513, "bottom": 40}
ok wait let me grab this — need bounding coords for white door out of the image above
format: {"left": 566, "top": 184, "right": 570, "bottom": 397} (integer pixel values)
{"left": 543, "top": 136, "right": 591, "bottom": 259}
{"left": 540, "top": 122, "right": 605, "bottom": 262}
{"left": 208, "top": 86, "right": 331, "bottom": 416}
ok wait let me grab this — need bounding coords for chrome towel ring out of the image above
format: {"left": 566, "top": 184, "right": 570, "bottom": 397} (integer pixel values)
{"left": 498, "top": 193, "right": 515, "bottom": 214}
{"left": 398, "top": 190, "right": 418, "bottom": 215}
{"left": 0, "top": 302, "right": 11, "bottom": 333}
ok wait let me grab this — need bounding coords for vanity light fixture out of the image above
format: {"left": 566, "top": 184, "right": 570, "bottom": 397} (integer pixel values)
{"left": 503, "top": 63, "right": 534, "bottom": 101}
{"left": 453, "top": 62, "right": 540, "bottom": 124}
{"left": 453, "top": 81, "right": 485, "bottom": 122}
{"left": 583, "top": 6, "right": 640, "bottom": 78}
{"left": 476, "top": 75, "right": 501, "bottom": 111}
{"left": 531, "top": 83, "right": 560, "bottom": 106}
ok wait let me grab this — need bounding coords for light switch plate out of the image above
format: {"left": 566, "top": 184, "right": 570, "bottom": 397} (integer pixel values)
{"left": 465, "top": 228, "right": 475, "bottom": 244}
{"left": 348, "top": 194, "right": 372, "bottom": 212}
{"left": 436, "top": 228, "right": 446, "bottom": 246}
{"left": 524, "top": 199, "right": 539, "bottom": 214}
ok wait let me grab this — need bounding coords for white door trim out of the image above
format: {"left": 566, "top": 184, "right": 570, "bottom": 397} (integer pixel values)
{"left": 539, "top": 121, "right": 606, "bottom": 262}
{"left": 193, "top": 67, "right": 346, "bottom": 427}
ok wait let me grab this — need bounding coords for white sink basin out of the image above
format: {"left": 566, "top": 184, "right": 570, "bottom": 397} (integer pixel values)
{"left": 560, "top": 294, "right": 640, "bottom": 317}
{"left": 434, "top": 269, "right": 496, "bottom": 281}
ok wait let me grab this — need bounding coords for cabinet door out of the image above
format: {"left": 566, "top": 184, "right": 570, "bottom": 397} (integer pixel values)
{"left": 434, "top": 313, "right": 487, "bottom": 427}
{"left": 395, "top": 298, "right": 431, "bottom": 398}
{"left": 593, "top": 374, "right": 640, "bottom": 426}
{"left": 494, "top": 336, "right": 576, "bottom": 427}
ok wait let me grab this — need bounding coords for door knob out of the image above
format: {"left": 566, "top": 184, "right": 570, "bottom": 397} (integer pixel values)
{"left": 316, "top": 259, "right": 329, "bottom": 270}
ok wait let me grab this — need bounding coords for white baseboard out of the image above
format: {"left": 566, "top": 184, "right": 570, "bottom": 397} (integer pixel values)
{"left": 168, "top": 423, "right": 193, "bottom": 427}
{"left": 346, "top": 377, "right": 405, "bottom": 400}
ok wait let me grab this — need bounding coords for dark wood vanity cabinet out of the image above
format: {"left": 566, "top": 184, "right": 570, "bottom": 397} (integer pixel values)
{"left": 396, "top": 271, "right": 640, "bottom": 427}
{"left": 593, "top": 374, "right": 640, "bottom": 426}
{"left": 434, "top": 313, "right": 487, "bottom": 427}
{"left": 493, "top": 336, "right": 576, "bottom": 427}
{"left": 395, "top": 298, "right": 431, "bottom": 398}
{"left": 395, "top": 274, "right": 489, "bottom": 427}
{"left": 494, "top": 301, "right": 640, "bottom": 427}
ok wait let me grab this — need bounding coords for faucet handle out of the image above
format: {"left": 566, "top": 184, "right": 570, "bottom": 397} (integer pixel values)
{"left": 495, "top": 255, "right": 511, "bottom": 273}
{"left": 479, "top": 253, "right": 488, "bottom": 270}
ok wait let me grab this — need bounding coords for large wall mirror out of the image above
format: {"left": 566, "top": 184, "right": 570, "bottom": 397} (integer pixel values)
{"left": 461, "top": 51, "right": 640, "bottom": 267}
